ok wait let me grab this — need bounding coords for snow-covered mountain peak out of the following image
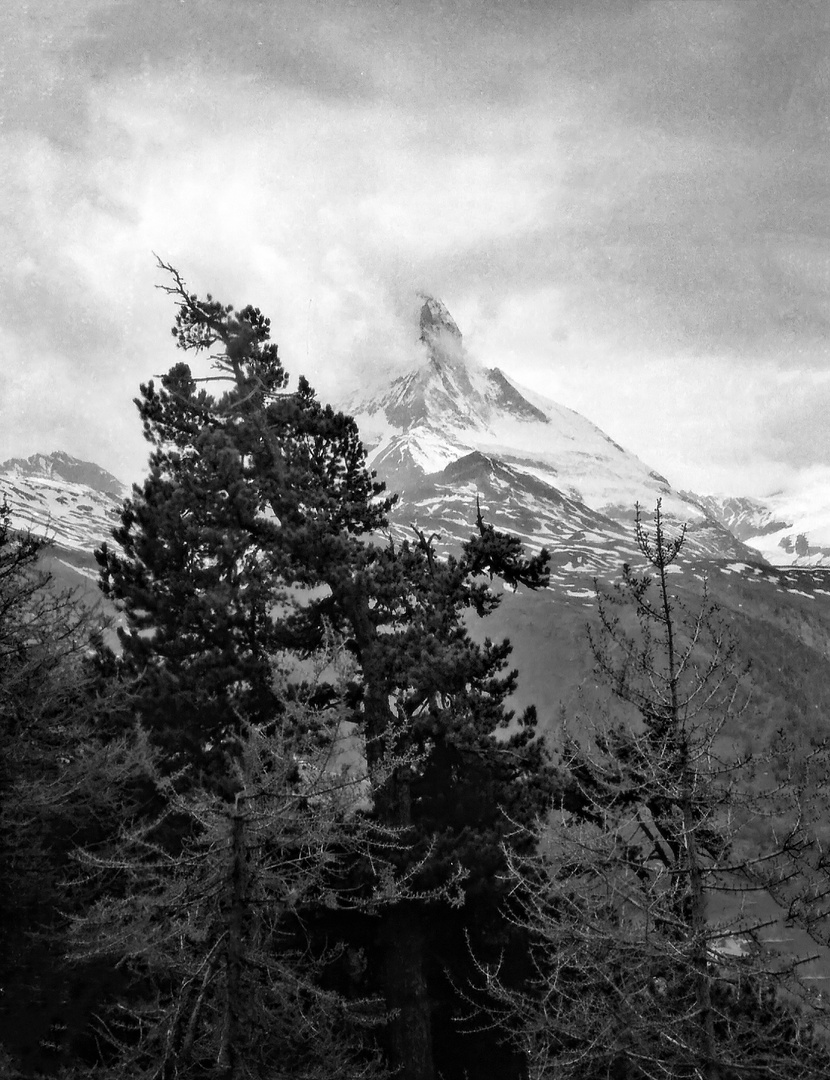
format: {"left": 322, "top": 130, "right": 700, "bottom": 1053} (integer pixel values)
{"left": 342, "top": 296, "right": 761, "bottom": 569}
{"left": 698, "top": 476, "right": 830, "bottom": 567}
{"left": 1, "top": 451, "right": 127, "bottom": 500}
{"left": 349, "top": 297, "right": 673, "bottom": 507}
{"left": 0, "top": 451, "right": 127, "bottom": 557}
{"left": 350, "top": 296, "right": 550, "bottom": 444}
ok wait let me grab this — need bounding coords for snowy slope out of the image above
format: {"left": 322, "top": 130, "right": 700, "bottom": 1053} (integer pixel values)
{"left": 690, "top": 493, "right": 789, "bottom": 544}
{"left": 699, "top": 475, "right": 830, "bottom": 567}
{"left": 347, "top": 297, "right": 759, "bottom": 573}
{"left": 0, "top": 451, "right": 127, "bottom": 557}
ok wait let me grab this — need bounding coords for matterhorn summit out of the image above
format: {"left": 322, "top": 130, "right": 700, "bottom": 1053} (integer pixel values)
{"left": 351, "top": 295, "right": 549, "bottom": 461}
{"left": 418, "top": 295, "right": 462, "bottom": 348}
{"left": 346, "top": 296, "right": 754, "bottom": 572}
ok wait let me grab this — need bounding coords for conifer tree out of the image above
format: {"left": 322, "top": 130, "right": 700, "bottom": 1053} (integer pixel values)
{"left": 475, "top": 502, "right": 830, "bottom": 1080}
{"left": 69, "top": 653, "right": 398, "bottom": 1080}
{"left": 0, "top": 499, "right": 143, "bottom": 1074}
{"left": 96, "top": 277, "right": 389, "bottom": 777}
{"left": 97, "top": 263, "right": 555, "bottom": 1080}
{"left": 331, "top": 518, "right": 554, "bottom": 1080}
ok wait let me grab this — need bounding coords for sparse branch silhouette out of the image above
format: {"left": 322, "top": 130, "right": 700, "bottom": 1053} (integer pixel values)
{"left": 471, "top": 502, "right": 830, "bottom": 1080}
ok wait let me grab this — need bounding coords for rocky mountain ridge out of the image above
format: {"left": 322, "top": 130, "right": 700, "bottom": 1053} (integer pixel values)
{"left": 0, "top": 451, "right": 127, "bottom": 571}
{"left": 347, "top": 296, "right": 763, "bottom": 576}
{"left": 698, "top": 488, "right": 830, "bottom": 567}
{"left": 2, "top": 450, "right": 127, "bottom": 498}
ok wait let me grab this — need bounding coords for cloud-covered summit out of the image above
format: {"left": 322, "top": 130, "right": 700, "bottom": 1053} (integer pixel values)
{"left": 2, "top": 1, "right": 829, "bottom": 497}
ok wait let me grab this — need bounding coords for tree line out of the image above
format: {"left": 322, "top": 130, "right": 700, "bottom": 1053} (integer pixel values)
{"left": 1, "top": 266, "right": 829, "bottom": 1079}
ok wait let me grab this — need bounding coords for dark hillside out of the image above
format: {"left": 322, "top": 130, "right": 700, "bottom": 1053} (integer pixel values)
{"left": 35, "top": 541, "right": 830, "bottom": 757}
{"left": 474, "top": 562, "right": 830, "bottom": 758}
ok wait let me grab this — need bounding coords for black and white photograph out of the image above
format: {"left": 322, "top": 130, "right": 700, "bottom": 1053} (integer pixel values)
{"left": 2, "top": 3, "right": 830, "bottom": 1078}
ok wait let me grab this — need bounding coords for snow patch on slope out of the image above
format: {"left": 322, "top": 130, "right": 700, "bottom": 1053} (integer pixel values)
{"left": 0, "top": 452, "right": 126, "bottom": 555}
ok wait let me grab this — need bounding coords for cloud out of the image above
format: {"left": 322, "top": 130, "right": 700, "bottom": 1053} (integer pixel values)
{"left": 2, "top": 0, "right": 829, "bottom": 495}
{"left": 761, "top": 371, "right": 830, "bottom": 472}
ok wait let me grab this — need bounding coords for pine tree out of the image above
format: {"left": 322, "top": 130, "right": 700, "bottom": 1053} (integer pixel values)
{"left": 475, "top": 502, "right": 830, "bottom": 1079}
{"left": 69, "top": 649, "right": 400, "bottom": 1080}
{"left": 0, "top": 499, "right": 143, "bottom": 1074}
{"left": 332, "top": 518, "right": 554, "bottom": 1080}
{"left": 97, "top": 263, "right": 555, "bottom": 1080}
{"left": 96, "top": 277, "right": 388, "bottom": 778}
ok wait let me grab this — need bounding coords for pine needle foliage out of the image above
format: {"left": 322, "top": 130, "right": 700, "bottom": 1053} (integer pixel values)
{"left": 68, "top": 690, "right": 400, "bottom": 1080}
{"left": 94, "top": 262, "right": 556, "bottom": 1080}
{"left": 0, "top": 498, "right": 134, "bottom": 1074}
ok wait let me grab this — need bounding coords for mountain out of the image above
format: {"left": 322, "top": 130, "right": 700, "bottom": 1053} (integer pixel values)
{"left": 339, "top": 296, "right": 830, "bottom": 732}
{"left": 2, "top": 450, "right": 126, "bottom": 499}
{"left": 0, "top": 451, "right": 128, "bottom": 589}
{"left": 346, "top": 296, "right": 762, "bottom": 576}
{"left": 699, "top": 484, "right": 830, "bottom": 567}
{"left": 690, "top": 493, "right": 791, "bottom": 544}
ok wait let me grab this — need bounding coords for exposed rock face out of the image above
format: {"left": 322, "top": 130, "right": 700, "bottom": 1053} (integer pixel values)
{"left": 419, "top": 295, "right": 462, "bottom": 346}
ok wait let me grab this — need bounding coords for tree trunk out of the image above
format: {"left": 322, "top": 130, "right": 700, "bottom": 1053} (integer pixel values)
{"left": 217, "top": 807, "right": 247, "bottom": 1080}
{"left": 342, "top": 587, "right": 437, "bottom": 1080}
{"left": 373, "top": 745, "right": 435, "bottom": 1079}
{"left": 381, "top": 904, "right": 435, "bottom": 1080}
{"left": 681, "top": 777, "right": 719, "bottom": 1080}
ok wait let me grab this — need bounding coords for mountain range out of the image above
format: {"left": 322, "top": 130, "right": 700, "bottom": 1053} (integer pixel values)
{"left": 695, "top": 487, "right": 830, "bottom": 567}
{"left": 1, "top": 296, "right": 828, "bottom": 583}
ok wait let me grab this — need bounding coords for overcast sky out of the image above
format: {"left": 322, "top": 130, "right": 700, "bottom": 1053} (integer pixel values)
{"left": 2, "top": 0, "right": 829, "bottom": 497}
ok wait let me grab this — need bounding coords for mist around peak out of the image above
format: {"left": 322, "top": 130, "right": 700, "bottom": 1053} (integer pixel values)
{"left": 419, "top": 294, "right": 462, "bottom": 346}
{"left": 336, "top": 294, "right": 769, "bottom": 569}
